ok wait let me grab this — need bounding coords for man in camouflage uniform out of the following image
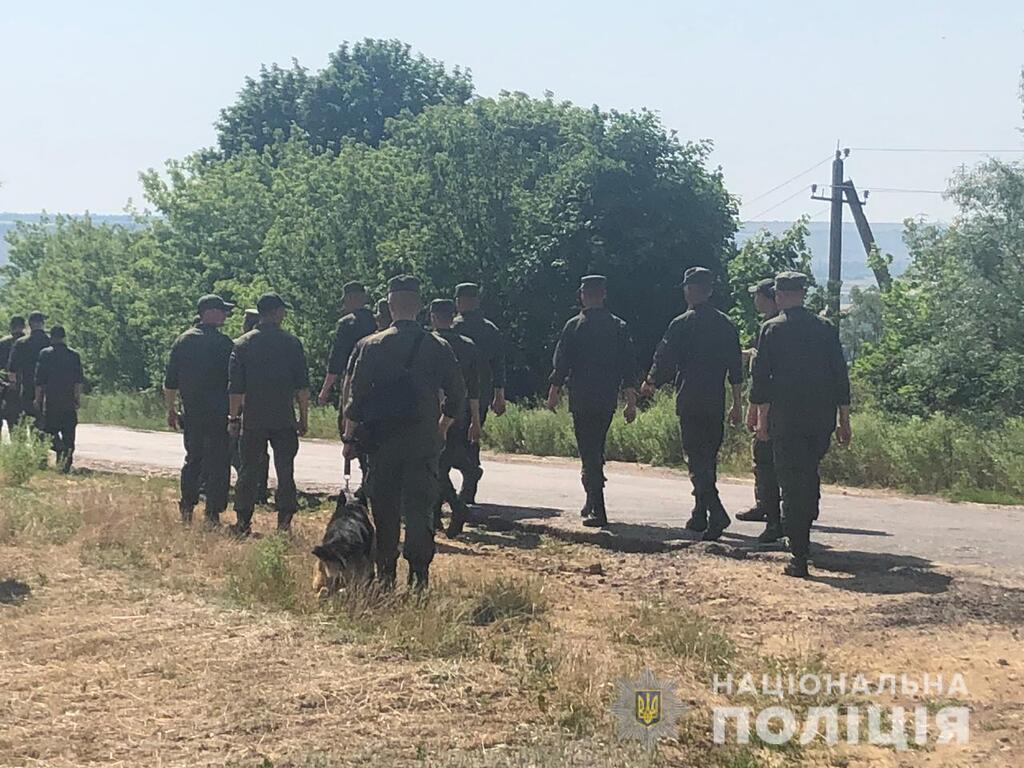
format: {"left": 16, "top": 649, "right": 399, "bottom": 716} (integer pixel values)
{"left": 429, "top": 298, "right": 481, "bottom": 538}
{"left": 0, "top": 315, "right": 26, "bottom": 433}
{"left": 751, "top": 271, "right": 852, "bottom": 577}
{"left": 35, "top": 326, "right": 84, "bottom": 473}
{"left": 164, "top": 295, "right": 235, "bottom": 525}
{"left": 229, "top": 293, "right": 310, "bottom": 535}
{"left": 8, "top": 311, "right": 51, "bottom": 427}
{"left": 737, "top": 278, "right": 785, "bottom": 544}
{"left": 453, "top": 283, "right": 506, "bottom": 504}
{"left": 643, "top": 267, "right": 743, "bottom": 541}
{"left": 343, "top": 276, "right": 465, "bottom": 590}
{"left": 547, "top": 275, "right": 638, "bottom": 528}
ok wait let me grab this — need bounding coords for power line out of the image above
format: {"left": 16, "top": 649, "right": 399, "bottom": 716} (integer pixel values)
{"left": 850, "top": 147, "right": 1023, "bottom": 154}
{"left": 818, "top": 183, "right": 945, "bottom": 195}
{"left": 743, "top": 185, "right": 812, "bottom": 221}
{"left": 743, "top": 155, "right": 832, "bottom": 205}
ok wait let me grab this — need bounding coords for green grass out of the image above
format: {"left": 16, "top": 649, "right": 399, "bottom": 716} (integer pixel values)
{"left": 613, "top": 602, "right": 736, "bottom": 675}
{"left": 0, "top": 424, "right": 52, "bottom": 486}
{"left": 0, "top": 486, "right": 82, "bottom": 544}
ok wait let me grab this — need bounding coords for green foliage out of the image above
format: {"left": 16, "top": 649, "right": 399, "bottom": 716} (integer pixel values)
{"left": 0, "top": 487, "right": 81, "bottom": 544}
{"left": 853, "top": 158, "right": 1024, "bottom": 418}
{"left": 216, "top": 39, "right": 474, "bottom": 155}
{"left": 227, "top": 533, "right": 299, "bottom": 611}
{"left": 0, "top": 424, "right": 51, "bottom": 486}
{"left": 79, "top": 390, "right": 168, "bottom": 431}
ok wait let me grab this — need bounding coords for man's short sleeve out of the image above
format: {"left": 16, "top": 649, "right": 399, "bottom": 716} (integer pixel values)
{"left": 292, "top": 339, "right": 310, "bottom": 390}
{"left": 228, "top": 344, "right": 246, "bottom": 395}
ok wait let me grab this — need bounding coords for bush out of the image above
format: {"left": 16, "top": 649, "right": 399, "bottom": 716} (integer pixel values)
{"left": 0, "top": 424, "right": 52, "bottom": 486}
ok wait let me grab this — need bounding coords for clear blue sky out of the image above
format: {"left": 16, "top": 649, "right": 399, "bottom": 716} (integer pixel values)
{"left": 1, "top": 0, "right": 1022, "bottom": 222}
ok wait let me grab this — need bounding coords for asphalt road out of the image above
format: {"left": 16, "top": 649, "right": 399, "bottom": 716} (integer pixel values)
{"left": 74, "top": 423, "right": 1024, "bottom": 574}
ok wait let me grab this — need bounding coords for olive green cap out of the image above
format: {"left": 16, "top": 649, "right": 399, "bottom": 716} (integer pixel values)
{"left": 387, "top": 275, "right": 421, "bottom": 294}
{"left": 197, "top": 294, "right": 235, "bottom": 314}
{"left": 774, "top": 271, "right": 809, "bottom": 291}
{"left": 680, "top": 266, "right": 713, "bottom": 286}
{"left": 430, "top": 298, "right": 456, "bottom": 317}
{"left": 244, "top": 308, "right": 259, "bottom": 318}
{"left": 454, "top": 282, "right": 480, "bottom": 299}
{"left": 256, "top": 292, "right": 291, "bottom": 314}
{"left": 748, "top": 278, "right": 776, "bottom": 298}
{"left": 342, "top": 281, "right": 366, "bottom": 296}
{"left": 579, "top": 274, "right": 607, "bottom": 291}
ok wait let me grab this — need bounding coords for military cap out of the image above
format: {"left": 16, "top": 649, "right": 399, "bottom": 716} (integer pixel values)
{"left": 256, "top": 292, "right": 292, "bottom": 314}
{"left": 430, "top": 298, "right": 456, "bottom": 316}
{"left": 9, "top": 315, "right": 25, "bottom": 328}
{"left": 681, "top": 266, "right": 713, "bottom": 286}
{"left": 197, "top": 294, "right": 236, "bottom": 314}
{"left": 28, "top": 310, "right": 46, "bottom": 324}
{"left": 387, "top": 275, "right": 421, "bottom": 294}
{"left": 748, "top": 278, "right": 776, "bottom": 298}
{"left": 50, "top": 325, "right": 67, "bottom": 340}
{"left": 454, "top": 282, "right": 480, "bottom": 299}
{"left": 343, "top": 280, "right": 366, "bottom": 296}
{"left": 774, "top": 271, "right": 809, "bottom": 291}
{"left": 579, "top": 274, "right": 608, "bottom": 291}
{"left": 244, "top": 308, "right": 259, "bottom": 319}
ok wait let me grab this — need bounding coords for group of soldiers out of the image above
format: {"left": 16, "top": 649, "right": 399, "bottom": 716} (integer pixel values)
{"left": 19, "top": 263, "right": 847, "bottom": 587}
{"left": 0, "top": 311, "right": 84, "bottom": 472}
{"left": 547, "top": 267, "right": 851, "bottom": 578}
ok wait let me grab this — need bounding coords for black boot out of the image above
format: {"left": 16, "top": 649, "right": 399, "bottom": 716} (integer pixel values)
{"left": 684, "top": 495, "right": 708, "bottom": 532}
{"left": 736, "top": 505, "right": 767, "bottom": 522}
{"left": 446, "top": 498, "right": 470, "bottom": 539}
{"left": 277, "top": 511, "right": 294, "bottom": 533}
{"left": 783, "top": 556, "right": 809, "bottom": 578}
{"left": 579, "top": 482, "right": 594, "bottom": 519}
{"left": 179, "top": 501, "right": 194, "bottom": 525}
{"left": 702, "top": 493, "right": 731, "bottom": 542}
{"left": 757, "top": 520, "right": 784, "bottom": 544}
{"left": 433, "top": 502, "right": 444, "bottom": 531}
{"left": 230, "top": 510, "right": 253, "bottom": 538}
{"left": 408, "top": 565, "right": 430, "bottom": 591}
{"left": 582, "top": 485, "right": 608, "bottom": 528}
{"left": 459, "top": 467, "right": 482, "bottom": 506}
{"left": 202, "top": 510, "right": 222, "bottom": 530}
{"left": 377, "top": 562, "right": 397, "bottom": 591}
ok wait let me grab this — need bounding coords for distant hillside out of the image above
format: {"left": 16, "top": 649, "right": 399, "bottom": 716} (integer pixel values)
{"left": 2, "top": 214, "right": 911, "bottom": 287}
{"left": 737, "top": 221, "right": 910, "bottom": 285}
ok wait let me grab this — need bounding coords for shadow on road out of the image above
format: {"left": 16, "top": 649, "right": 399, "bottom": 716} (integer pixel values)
{"left": 812, "top": 524, "right": 892, "bottom": 537}
{"left": 807, "top": 547, "right": 952, "bottom": 596}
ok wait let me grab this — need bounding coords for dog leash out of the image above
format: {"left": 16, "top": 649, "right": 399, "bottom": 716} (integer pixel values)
{"left": 343, "top": 457, "right": 352, "bottom": 494}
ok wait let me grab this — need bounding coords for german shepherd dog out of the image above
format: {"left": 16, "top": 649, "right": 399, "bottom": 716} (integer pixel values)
{"left": 312, "top": 490, "right": 375, "bottom": 597}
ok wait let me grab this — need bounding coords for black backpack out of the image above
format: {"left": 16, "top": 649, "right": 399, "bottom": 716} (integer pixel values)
{"left": 351, "top": 331, "right": 426, "bottom": 453}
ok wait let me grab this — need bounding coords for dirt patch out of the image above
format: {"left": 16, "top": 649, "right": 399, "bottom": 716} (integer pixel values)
{"left": 0, "top": 473, "right": 1021, "bottom": 767}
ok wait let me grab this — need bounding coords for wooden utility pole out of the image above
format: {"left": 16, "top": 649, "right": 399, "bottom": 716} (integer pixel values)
{"left": 811, "top": 147, "right": 848, "bottom": 318}
{"left": 843, "top": 179, "right": 892, "bottom": 292}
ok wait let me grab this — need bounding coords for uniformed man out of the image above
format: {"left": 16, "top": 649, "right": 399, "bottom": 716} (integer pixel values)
{"left": 452, "top": 283, "right": 506, "bottom": 504}
{"left": 317, "top": 281, "right": 377, "bottom": 406}
{"left": 429, "top": 298, "right": 481, "bottom": 539}
{"left": 547, "top": 275, "right": 638, "bottom": 528}
{"left": 343, "top": 276, "right": 465, "bottom": 590}
{"left": 230, "top": 309, "right": 268, "bottom": 504}
{"left": 642, "top": 267, "right": 743, "bottom": 541}
{"left": 8, "top": 311, "right": 51, "bottom": 425}
{"left": 375, "top": 298, "right": 392, "bottom": 331}
{"left": 0, "top": 315, "right": 26, "bottom": 433}
{"left": 751, "top": 271, "right": 852, "bottom": 577}
{"left": 736, "top": 278, "right": 784, "bottom": 543}
{"left": 164, "top": 295, "right": 235, "bottom": 525}
{"left": 34, "top": 326, "right": 84, "bottom": 473}
{"left": 228, "top": 293, "right": 310, "bottom": 535}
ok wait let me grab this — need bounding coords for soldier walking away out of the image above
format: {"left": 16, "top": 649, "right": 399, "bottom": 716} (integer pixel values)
{"left": 547, "top": 275, "right": 638, "bottom": 528}
{"left": 452, "top": 283, "right": 506, "bottom": 504}
{"left": 643, "top": 267, "right": 743, "bottom": 541}
{"left": 0, "top": 315, "right": 26, "bottom": 434}
{"left": 8, "top": 311, "right": 50, "bottom": 427}
{"left": 318, "top": 281, "right": 378, "bottom": 499}
{"left": 374, "top": 298, "right": 392, "bottom": 331}
{"left": 229, "top": 293, "right": 310, "bottom": 535}
{"left": 751, "top": 271, "right": 852, "bottom": 578}
{"left": 429, "top": 298, "right": 481, "bottom": 539}
{"left": 164, "top": 295, "right": 235, "bottom": 526}
{"left": 230, "top": 309, "right": 268, "bottom": 504}
{"left": 343, "top": 276, "right": 465, "bottom": 590}
{"left": 34, "top": 326, "right": 83, "bottom": 473}
{"left": 736, "top": 279, "right": 784, "bottom": 544}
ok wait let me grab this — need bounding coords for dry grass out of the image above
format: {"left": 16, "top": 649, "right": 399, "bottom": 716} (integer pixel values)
{"left": 1, "top": 473, "right": 1023, "bottom": 767}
